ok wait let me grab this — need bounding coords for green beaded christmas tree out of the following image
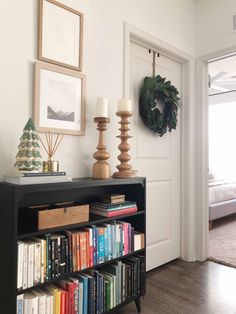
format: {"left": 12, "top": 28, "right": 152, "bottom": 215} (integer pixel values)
{"left": 14, "top": 118, "right": 42, "bottom": 171}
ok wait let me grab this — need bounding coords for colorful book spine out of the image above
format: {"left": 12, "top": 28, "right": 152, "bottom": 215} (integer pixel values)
{"left": 16, "top": 294, "right": 24, "bottom": 314}
{"left": 60, "top": 290, "right": 67, "bottom": 314}
{"left": 97, "top": 227, "right": 105, "bottom": 264}
{"left": 79, "top": 232, "right": 87, "bottom": 270}
{"left": 104, "top": 279, "right": 111, "bottom": 311}
{"left": 78, "top": 274, "right": 88, "bottom": 314}
{"left": 75, "top": 233, "right": 80, "bottom": 271}
{"left": 123, "top": 222, "right": 129, "bottom": 255}
{"left": 90, "top": 206, "right": 137, "bottom": 217}
{"left": 91, "top": 225, "right": 97, "bottom": 265}
{"left": 85, "top": 230, "right": 91, "bottom": 268}
{"left": 87, "top": 228, "right": 94, "bottom": 267}
{"left": 86, "top": 275, "right": 95, "bottom": 314}
{"left": 45, "top": 234, "right": 52, "bottom": 281}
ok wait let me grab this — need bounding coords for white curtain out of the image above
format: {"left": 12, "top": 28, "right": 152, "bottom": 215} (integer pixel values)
{"left": 209, "top": 99, "right": 236, "bottom": 181}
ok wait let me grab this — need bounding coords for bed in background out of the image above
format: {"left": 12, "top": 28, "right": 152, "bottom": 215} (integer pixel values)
{"left": 209, "top": 179, "right": 236, "bottom": 229}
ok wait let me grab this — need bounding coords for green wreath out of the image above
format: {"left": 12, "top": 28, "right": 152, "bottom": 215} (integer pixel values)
{"left": 139, "top": 75, "right": 180, "bottom": 136}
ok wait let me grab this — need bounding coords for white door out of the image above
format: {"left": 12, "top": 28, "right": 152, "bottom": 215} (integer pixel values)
{"left": 130, "top": 42, "right": 182, "bottom": 270}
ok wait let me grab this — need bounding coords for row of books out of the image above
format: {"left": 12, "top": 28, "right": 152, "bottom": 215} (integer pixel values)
{"left": 17, "top": 221, "right": 145, "bottom": 290}
{"left": 89, "top": 201, "right": 138, "bottom": 217}
{"left": 17, "top": 254, "right": 145, "bottom": 314}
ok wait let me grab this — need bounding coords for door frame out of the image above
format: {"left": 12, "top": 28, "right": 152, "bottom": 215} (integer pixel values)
{"left": 123, "top": 22, "right": 196, "bottom": 261}
{"left": 195, "top": 46, "right": 236, "bottom": 261}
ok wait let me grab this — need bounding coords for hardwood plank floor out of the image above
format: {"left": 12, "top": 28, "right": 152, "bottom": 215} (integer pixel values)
{"left": 117, "top": 259, "right": 236, "bottom": 314}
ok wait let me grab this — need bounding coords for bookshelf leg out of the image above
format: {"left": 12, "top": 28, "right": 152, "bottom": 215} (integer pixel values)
{"left": 135, "top": 298, "right": 141, "bottom": 312}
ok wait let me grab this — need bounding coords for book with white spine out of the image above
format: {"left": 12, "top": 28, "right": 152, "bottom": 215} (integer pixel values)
{"left": 4, "top": 173, "right": 72, "bottom": 185}
{"left": 17, "top": 242, "right": 24, "bottom": 290}
{"left": 21, "top": 240, "right": 35, "bottom": 288}
{"left": 33, "top": 237, "right": 45, "bottom": 283}
{"left": 41, "top": 287, "right": 53, "bottom": 314}
{"left": 22, "top": 243, "right": 28, "bottom": 290}
{"left": 34, "top": 241, "right": 41, "bottom": 285}
{"left": 23, "top": 292, "right": 38, "bottom": 314}
{"left": 32, "top": 290, "right": 46, "bottom": 314}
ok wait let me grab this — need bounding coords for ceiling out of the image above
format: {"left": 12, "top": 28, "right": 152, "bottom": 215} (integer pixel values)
{"left": 208, "top": 55, "right": 236, "bottom": 96}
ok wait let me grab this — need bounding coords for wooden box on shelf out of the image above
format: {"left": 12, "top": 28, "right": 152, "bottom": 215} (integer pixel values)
{"left": 21, "top": 202, "right": 89, "bottom": 230}
{"left": 38, "top": 202, "right": 89, "bottom": 230}
{"left": 0, "top": 177, "right": 146, "bottom": 314}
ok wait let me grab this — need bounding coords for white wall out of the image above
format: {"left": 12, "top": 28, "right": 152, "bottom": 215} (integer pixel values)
{"left": 196, "top": 0, "right": 236, "bottom": 57}
{"left": 0, "top": 0, "right": 196, "bottom": 180}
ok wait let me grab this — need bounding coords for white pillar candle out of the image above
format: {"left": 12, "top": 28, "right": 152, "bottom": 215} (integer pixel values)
{"left": 117, "top": 99, "right": 132, "bottom": 112}
{"left": 95, "top": 97, "right": 108, "bottom": 117}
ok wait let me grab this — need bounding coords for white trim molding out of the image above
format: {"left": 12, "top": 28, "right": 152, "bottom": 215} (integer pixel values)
{"left": 195, "top": 45, "right": 236, "bottom": 261}
{"left": 123, "top": 22, "right": 196, "bottom": 261}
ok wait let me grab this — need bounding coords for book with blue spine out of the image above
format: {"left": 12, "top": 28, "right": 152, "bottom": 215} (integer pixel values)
{"left": 102, "top": 223, "right": 112, "bottom": 261}
{"left": 82, "top": 273, "right": 94, "bottom": 314}
{"left": 17, "top": 295, "right": 24, "bottom": 314}
{"left": 111, "top": 221, "right": 117, "bottom": 258}
{"left": 98, "top": 272, "right": 105, "bottom": 313}
{"left": 117, "top": 223, "right": 124, "bottom": 257}
{"left": 91, "top": 225, "right": 97, "bottom": 265}
{"left": 97, "top": 227, "right": 105, "bottom": 264}
{"left": 21, "top": 171, "right": 66, "bottom": 177}
{"left": 104, "top": 225, "right": 109, "bottom": 261}
{"left": 77, "top": 274, "right": 88, "bottom": 314}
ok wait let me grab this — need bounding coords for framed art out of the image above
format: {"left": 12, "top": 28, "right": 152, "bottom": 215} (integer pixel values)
{"left": 34, "top": 61, "right": 86, "bottom": 135}
{"left": 38, "top": 0, "right": 83, "bottom": 71}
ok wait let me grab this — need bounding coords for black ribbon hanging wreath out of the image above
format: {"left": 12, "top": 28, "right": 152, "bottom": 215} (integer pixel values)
{"left": 139, "top": 74, "right": 180, "bottom": 136}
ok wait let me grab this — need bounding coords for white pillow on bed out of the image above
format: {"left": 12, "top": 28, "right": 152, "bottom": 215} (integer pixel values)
{"left": 208, "top": 170, "right": 215, "bottom": 180}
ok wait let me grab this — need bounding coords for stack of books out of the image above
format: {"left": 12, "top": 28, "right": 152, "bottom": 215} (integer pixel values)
{"left": 90, "top": 194, "right": 138, "bottom": 217}
{"left": 17, "top": 254, "right": 145, "bottom": 314}
{"left": 4, "top": 171, "right": 72, "bottom": 185}
{"left": 17, "top": 221, "right": 145, "bottom": 290}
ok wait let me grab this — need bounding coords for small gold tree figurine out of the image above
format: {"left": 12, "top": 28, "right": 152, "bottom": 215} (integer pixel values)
{"left": 38, "top": 131, "right": 63, "bottom": 172}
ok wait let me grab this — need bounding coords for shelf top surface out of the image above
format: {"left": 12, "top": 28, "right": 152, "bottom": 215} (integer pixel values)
{"left": 0, "top": 176, "right": 146, "bottom": 192}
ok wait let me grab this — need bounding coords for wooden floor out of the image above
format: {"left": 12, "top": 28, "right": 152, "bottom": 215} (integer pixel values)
{"left": 117, "top": 259, "right": 236, "bottom": 314}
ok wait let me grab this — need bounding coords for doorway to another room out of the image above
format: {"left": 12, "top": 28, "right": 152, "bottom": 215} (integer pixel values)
{"left": 208, "top": 54, "right": 236, "bottom": 268}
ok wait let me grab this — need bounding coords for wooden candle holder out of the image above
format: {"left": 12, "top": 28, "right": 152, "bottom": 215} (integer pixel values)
{"left": 92, "top": 117, "right": 110, "bottom": 179}
{"left": 113, "top": 111, "right": 136, "bottom": 178}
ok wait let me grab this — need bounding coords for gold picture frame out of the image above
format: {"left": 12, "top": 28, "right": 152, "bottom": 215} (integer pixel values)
{"left": 34, "top": 61, "right": 86, "bottom": 136}
{"left": 38, "top": 0, "right": 83, "bottom": 71}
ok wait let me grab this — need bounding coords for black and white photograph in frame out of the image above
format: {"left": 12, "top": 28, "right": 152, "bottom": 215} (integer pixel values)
{"left": 34, "top": 61, "right": 86, "bottom": 136}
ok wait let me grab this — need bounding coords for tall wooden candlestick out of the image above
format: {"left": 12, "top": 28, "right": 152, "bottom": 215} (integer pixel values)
{"left": 113, "top": 111, "right": 136, "bottom": 178}
{"left": 92, "top": 117, "right": 110, "bottom": 179}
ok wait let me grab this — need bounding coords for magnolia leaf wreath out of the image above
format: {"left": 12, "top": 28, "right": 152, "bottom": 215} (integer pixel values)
{"left": 139, "top": 75, "right": 180, "bottom": 136}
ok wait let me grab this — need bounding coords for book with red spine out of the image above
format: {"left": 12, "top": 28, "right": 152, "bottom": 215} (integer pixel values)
{"left": 79, "top": 232, "right": 87, "bottom": 270}
{"left": 60, "top": 289, "right": 67, "bottom": 314}
{"left": 76, "top": 234, "right": 81, "bottom": 271}
{"left": 84, "top": 229, "right": 92, "bottom": 267}
{"left": 58, "top": 280, "right": 77, "bottom": 314}
{"left": 90, "top": 206, "right": 137, "bottom": 217}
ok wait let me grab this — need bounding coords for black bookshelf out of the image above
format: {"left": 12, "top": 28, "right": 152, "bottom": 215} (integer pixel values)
{"left": 0, "top": 177, "right": 146, "bottom": 313}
